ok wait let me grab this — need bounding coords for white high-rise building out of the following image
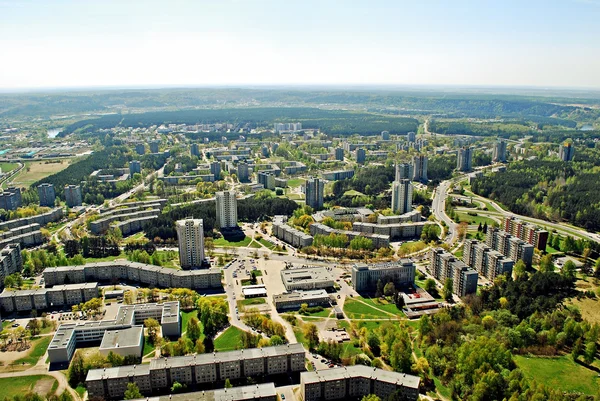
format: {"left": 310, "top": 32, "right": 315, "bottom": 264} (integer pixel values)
{"left": 176, "top": 219, "right": 205, "bottom": 269}
{"left": 215, "top": 190, "right": 238, "bottom": 229}
{"left": 305, "top": 178, "right": 324, "bottom": 209}
{"left": 391, "top": 179, "right": 413, "bottom": 214}
{"left": 412, "top": 155, "right": 428, "bottom": 182}
{"left": 457, "top": 146, "right": 473, "bottom": 172}
{"left": 492, "top": 140, "right": 507, "bottom": 163}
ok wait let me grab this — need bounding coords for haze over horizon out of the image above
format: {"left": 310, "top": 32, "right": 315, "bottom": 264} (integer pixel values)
{"left": 1, "top": 0, "right": 599, "bottom": 90}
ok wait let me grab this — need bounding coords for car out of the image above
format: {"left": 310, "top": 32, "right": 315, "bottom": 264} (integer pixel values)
{"left": 312, "top": 354, "right": 318, "bottom": 359}
{"left": 11, "top": 323, "right": 19, "bottom": 328}
{"left": 321, "top": 359, "right": 326, "bottom": 363}
{"left": 281, "top": 395, "right": 285, "bottom": 400}
{"left": 337, "top": 295, "right": 341, "bottom": 299}
{"left": 328, "top": 364, "right": 335, "bottom": 368}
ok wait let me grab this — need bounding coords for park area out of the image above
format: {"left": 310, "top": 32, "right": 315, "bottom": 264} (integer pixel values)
{"left": 0, "top": 375, "right": 58, "bottom": 399}
{"left": 9, "top": 160, "right": 72, "bottom": 188}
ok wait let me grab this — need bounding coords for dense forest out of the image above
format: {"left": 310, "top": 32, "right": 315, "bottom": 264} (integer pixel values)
{"left": 60, "top": 108, "right": 418, "bottom": 137}
{"left": 2, "top": 87, "right": 599, "bottom": 121}
{"left": 146, "top": 193, "right": 299, "bottom": 242}
{"left": 471, "top": 148, "right": 600, "bottom": 231}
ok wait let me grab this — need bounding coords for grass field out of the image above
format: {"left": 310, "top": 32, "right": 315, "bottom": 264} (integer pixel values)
{"left": 181, "top": 310, "right": 199, "bottom": 332}
{"left": 214, "top": 326, "right": 246, "bottom": 351}
{"left": 343, "top": 298, "right": 394, "bottom": 319}
{"left": 10, "top": 160, "right": 72, "bottom": 188}
{"left": 15, "top": 336, "right": 51, "bottom": 366}
{"left": 567, "top": 297, "right": 600, "bottom": 324}
{"left": 248, "top": 240, "right": 263, "bottom": 249}
{"left": 343, "top": 189, "right": 365, "bottom": 197}
{"left": 455, "top": 212, "right": 497, "bottom": 226}
{"left": 237, "top": 298, "right": 266, "bottom": 310}
{"left": 0, "top": 162, "right": 19, "bottom": 173}
{"left": 214, "top": 236, "right": 252, "bottom": 247}
{"left": 287, "top": 178, "right": 305, "bottom": 187}
{"left": 515, "top": 355, "right": 600, "bottom": 394}
{"left": 259, "top": 238, "right": 277, "bottom": 249}
{"left": 358, "top": 297, "right": 403, "bottom": 316}
{"left": 0, "top": 375, "right": 58, "bottom": 399}
{"left": 143, "top": 336, "right": 155, "bottom": 356}
{"left": 298, "top": 307, "right": 332, "bottom": 318}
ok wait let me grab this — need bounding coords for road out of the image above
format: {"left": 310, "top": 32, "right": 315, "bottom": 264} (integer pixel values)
{"left": 432, "top": 179, "right": 458, "bottom": 244}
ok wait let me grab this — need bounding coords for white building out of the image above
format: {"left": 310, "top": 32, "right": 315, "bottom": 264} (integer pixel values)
{"left": 176, "top": 219, "right": 205, "bottom": 269}
{"left": 215, "top": 190, "right": 238, "bottom": 229}
{"left": 391, "top": 179, "right": 412, "bottom": 214}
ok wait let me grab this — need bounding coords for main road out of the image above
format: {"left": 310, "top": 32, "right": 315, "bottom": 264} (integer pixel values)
{"left": 432, "top": 178, "right": 459, "bottom": 244}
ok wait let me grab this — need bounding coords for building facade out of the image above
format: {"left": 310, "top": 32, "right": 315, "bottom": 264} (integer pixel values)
{"left": 456, "top": 146, "right": 473, "bottom": 171}
{"left": 492, "top": 140, "right": 507, "bottom": 163}
{"left": 412, "top": 155, "right": 428, "bottom": 182}
{"left": 559, "top": 142, "right": 575, "bottom": 161}
{"left": 64, "top": 185, "right": 82, "bottom": 207}
{"left": 305, "top": 178, "right": 324, "bottom": 209}
{"left": 395, "top": 163, "right": 413, "bottom": 181}
{"left": 176, "top": 219, "right": 205, "bottom": 269}
{"left": 215, "top": 191, "right": 238, "bottom": 229}
{"left": 391, "top": 179, "right": 412, "bottom": 215}
{"left": 428, "top": 248, "right": 478, "bottom": 297}
{"left": 37, "top": 183, "right": 56, "bottom": 207}
{"left": 352, "top": 259, "right": 416, "bottom": 291}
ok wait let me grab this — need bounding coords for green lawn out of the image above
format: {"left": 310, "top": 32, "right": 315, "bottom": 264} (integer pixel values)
{"left": 259, "top": 238, "right": 277, "bottom": 249}
{"left": 248, "top": 240, "right": 263, "bottom": 249}
{"left": 0, "top": 162, "right": 19, "bottom": 173}
{"left": 515, "top": 355, "right": 600, "bottom": 395}
{"left": 75, "top": 385, "right": 87, "bottom": 398}
{"left": 455, "top": 212, "right": 497, "bottom": 226}
{"left": 214, "top": 326, "right": 246, "bottom": 351}
{"left": 237, "top": 298, "right": 266, "bottom": 309}
{"left": 354, "top": 320, "right": 398, "bottom": 331}
{"left": 546, "top": 245, "right": 561, "bottom": 254}
{"left": 298, "top": 307, "right": 332, "bottom": 318}
{"left": 0, "top": 375, "right": 57, "bottom": 399}
{"left": 343, "top": 189, "right": 365, "bottom": 197}
{"left": 15, "top": 336, "right": 51, "bottom": 366}
{"left": 341, "top": 341, "right": 363, "bottom": 358}
{"left": 287, "top": 178, "right": 305, "bottom": 187}
{"left": 343, "top": 298, "right": 394, "bottom": 319}
{"left": 143, "top": 336, "right": 155, "bottom": 356}
{"left": 358, "top": 297, "right": 403, "bottom": 316}
{"left": 181, "top": 310, "right": 198, "bottom": 332}
{"left": 214, "top": 236, "right": 252, "bottom": 247}
{"left": 293, "top": 326, "right": 308, "bottom": 348}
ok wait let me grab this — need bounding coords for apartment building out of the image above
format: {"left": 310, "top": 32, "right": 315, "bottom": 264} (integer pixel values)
{"left": 37, "top": 183, "right": 56, "bottom": 207}
{"left": 377, "top": 210, "right": 422, "bottom": 225}
{"left": 42, "top": 262, "right": 222, "bottom": 290}
{"left": 64, "top": 185, "right": 82, "bottom": 207}
{"left": 301, "top": 366, "right": 420, "bottom": 401}
{"left": 463, "top": 239, "right": 514, "bottom": 281}
{"left": 559, "top": 142, "right": 575, "bottom": 161}
{"left": 215, "top": 190, "right": 238, "bottom": 229}
{"left": 352, "top": 221, "right": 428, "bottom": 241}
{"left": 86, "top": 344, "right": 305, "bottom": 399}
{"left": 486, "top": 226, "right": 535, "bottom": 266}
{"left": 391, "top": 179, "right": 412, "bottom": 215}
{"left": 309, "top": 223, "right": 390, "bottom": 249}
{"left": 493, "top": 140, "right": 507, "bottom": 163}
{"left": 395, "top": 163, "right": 413, "bottom": 181}
{"left": 129, "top": 160, "right": 141, "bottom": 176}
{"left": 176, "top": 218, "right": 205, "bottom": 269}
{"left": 456, "top": 146, "right": 473, "bottom": 172}
{"left": 352, "top": 260, "right": 416, "bottom": 292}
{"left": 502, "top": 216, "right": 548, "bottom": 251}
{"left": 48, "top": 302, "right": 180, "bottom": 364}
{"left": 0, "top": 207, "right": 63, "bottom": 232}
{"left": 0, "top": 243, "right": 22, "bottom": 290}
{"left": 412, "top": 155, "right": 428, "bottom": 182}
{"left": 428, "top": 249, "right": 478, "bottom": 297}
{"left": 127, "top": 383, "right": 277, "bottom": 401}
{"left": 305, "top": 178, "right": 324, "bottom": 209}
{"left": 0, "top": 282, "right": 99, "bottom": 313}
{"left": 272, "top": 216, "right": 313, "bottom": 249}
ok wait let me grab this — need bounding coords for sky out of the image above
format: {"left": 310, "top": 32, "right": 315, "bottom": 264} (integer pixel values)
{"left": 1, "top": 0, "right": 599, "bottom": 90}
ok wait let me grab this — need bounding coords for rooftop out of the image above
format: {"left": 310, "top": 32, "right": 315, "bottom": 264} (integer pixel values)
{"left": 99, "top": 326, "right": 144, "bottom": 350}
{"left": 301, "top": 365, "right": 420, "bottom": 389}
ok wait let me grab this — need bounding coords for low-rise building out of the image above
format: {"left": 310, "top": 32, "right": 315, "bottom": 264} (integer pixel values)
{"left": 0, "top": 282, "right": 99, "bottom": 313}
{"left": 273, "top": 290, "right": 332, "bottom": 311}
{"left": 272, "top": 216, "right": 313, "bottom": 248}
{"left": 126, "top": 383, "right": 278, "bottom": 401}
{"left": 42, "top": 262, "right": 222, "bottom": 290}
{"left": 309, "top": 223, "right": 389, "bottom": 249}
{"left": 99, "top": 326, "right": 144, "bottom": 359}
{"left": 86, "top": 344, "right": 305, "bottom": 399}
{"left": 280, "top": 267, "right": 334, "bottom": 291}
{"left": 48, "top": 302, "right": 180, "bottom": 364}
{"left": 352, "top": 221, "right": 428, "bottom": 241}
{"left": 0, "top": 243, "right": 22, "bottom": 290}
{"left": 351, "top": 260, "right": 416, "bottom": 292}
{"left": 301, "top": 366, "right": 420, "bottom": 401}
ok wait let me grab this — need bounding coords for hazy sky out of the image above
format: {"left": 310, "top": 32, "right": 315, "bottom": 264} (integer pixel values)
{"left": 1, "top": 0, "right": 599, "bottom": 89}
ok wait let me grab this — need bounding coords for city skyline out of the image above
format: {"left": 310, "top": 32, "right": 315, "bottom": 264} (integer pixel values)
{"left": 1, "top": 0, "right": 599, "bottom": 89}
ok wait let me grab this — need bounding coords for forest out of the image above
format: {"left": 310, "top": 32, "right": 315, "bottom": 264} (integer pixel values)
{"left": 471, "top": 148, "right": 600, "bottom": 231}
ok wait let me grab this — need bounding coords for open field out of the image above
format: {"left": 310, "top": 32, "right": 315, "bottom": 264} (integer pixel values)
{"left": 214, "top": 326, "right": 245, "bottom": 351}
{"left": 14, "top": 336, "right": 52, "bottom": 366}
{"left": 0, "top": 162, "right": 19, "bottom": 173}
{"left": 358, "top": 297, "right": 403, "bottom": 316}
{"left": 567, "top": 297, "right": 600, "bottom": 324}
{"left": 10, "top": 160, "right": 72, "bottom": 188}
{"left": 515, "top": 355, "right": 600, "bottom": 395}
{"left": 343, "top": 189, "right": 365, "bottom": 197}
{"left": 343, "top": 298, "right": 393, "bottom": 319}
{"left": 287, "top": 178, "right": 305, "bottom": 187}
{"left": 214, "top": 236, "right": 252, "bottom": 247}
{"left": 455, "top": 211, "right": 497, "bottom": 226}
{"left": 0, "top": 375, "right": 58, "bottom": 399}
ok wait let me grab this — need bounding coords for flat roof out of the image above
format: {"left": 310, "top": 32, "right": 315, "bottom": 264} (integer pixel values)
{"left": 273, "top": 290, "right": 330, "bottom": 302}
{"left": 280, "top": 268, "right": 334, "bottom": 284}
{"left": 125, "top": 383, "right": 277, "bottom": 401}
{"left": 242, "top": 287, "right": 267, "bottom": 297}
{"left": 99, "top": 326, "right": 144, "bottom": 349}
{"left": 301, "top": 365, "right": 420, "bottom": 389}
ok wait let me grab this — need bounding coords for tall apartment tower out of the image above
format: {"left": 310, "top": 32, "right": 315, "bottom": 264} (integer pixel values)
{"left": 210, "top": 161, "right": 221, "bottom": 179}
{"left": 305, "top": 178, "right": 324, "bottom": 210}
{"left": 149, "top": 140, "right": 160, "bottom": 154}
{"left": 391, "top": 179, "right": 413, "bottom": 214}
{"left": 381, "top": 131, "right": 390, "bottom": 140}
{"left": 334, "top": 147, "right": 344, "bottom": 161}
{"left": 412, "top": 155, "right": 428, "bottom": 182}
{"left": 406, "top": 132, "right": 416, "bottom": 142}
{"left": 64, "top": 185, "right": 82, "bottom": 207}
{"left": 176, "top": 218, "right": 205, "bottom": 269}
{"left": 237, "top": 162, "right": 249, "bottom": 182}
{"left": 492, "top": 140, "right": 507, "bottom": 163}
{"left": 356, "top": 148, "right": 366, "bottom": 164}
{"left": 395, "top": 163, "right": 413, "bottom": 181}
{"left": 215, "top": 190, "right": 238, "bottom": 229}
{"left": 135, "top": 143, "right": 146, "bottom": 155}
{"left": 37, "top": 183, "right": 56, "bottom": 207}
{"left": 191, "top": 143, "right": 201, "bottom": 157}
{"left": 129, "top": 160, "right": 141, "bottom": 176}
{"left": 559, "top": 143, "right": 574, "bottom": 161}
{"left": 457, "top": 146, "right": 473, "bottom": 172}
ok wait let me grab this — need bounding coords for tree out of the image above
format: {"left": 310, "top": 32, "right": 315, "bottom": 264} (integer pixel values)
{"left": 539, "top": 254, "right": 555, "bottom": 273}
{"left": 304, "top": 323, "right": 320, "bottom": 350}
{"left": 585, "top": 341, "right": 597, "bottom": 364}
{"left": 145, "top": 318, "right": 160, "bottom": 344}
{"left": 67, "top": 351, "right": 86, "bottom": 387}
{"left": 443, "top": 278, "right": 453, "bottom": 301}
{"left": 424, "top": 278, "right": 436, "bottom": 293}
{"left": 383, "top": 282, "right": 396, "bottom": 297}
{"left": 513, "top": 259, "right": 527, "bottom": 279}
{"left": 186, "top": 317, "right": 202, "bottom": 343}
{"left": 361, "top": 395, "right": 381, "bottom": 401}
{"left": 26, "top": 319, "right": 40, "bottom": 337}
{"left": 562, "top": 260, "right": 577, "bottom": 280}
{"left": 107, "top": 351, "right": 124, "bottom": 367}
{"left": 123, "top": 382, "right": 142, "bottom": 400}
{"left": 367, "top": 332, "right": 381, "bottom": 356}
{"left": 195, "top": 339, "right": 205, "bottom": 354}
{"left": 171, "top": 381, "right": 185, "bottom": 393}
{"left": 375, "top": 279, "right": 384, "bottom": 298}
{"left": 269, "top": 335, "right": 285, "bottom": 346}
{"left": 224, "top": 379, "right": 233, "bottom": 389}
